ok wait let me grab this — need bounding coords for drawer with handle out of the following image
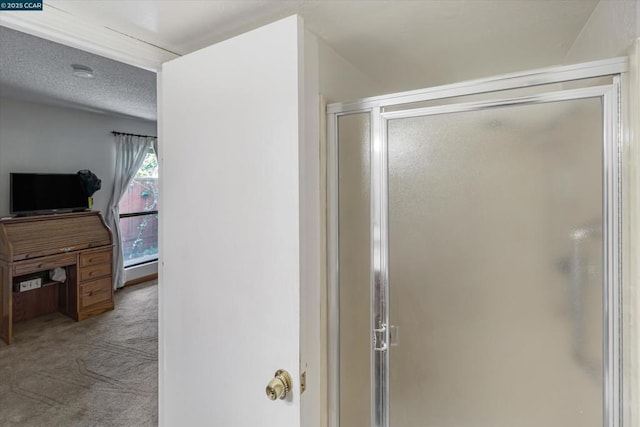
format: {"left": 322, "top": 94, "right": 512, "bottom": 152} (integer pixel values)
{"left": 79, "top": 249, "right": 112, "bottom": 268}
{"left": 13, "top": 253, "right": 77, "bottom": 276}
{"left": 79, "top": 262, "right": 111, "bottom": 282}
{"left": 80, "top": 277, "right": 112, "bottom": 309}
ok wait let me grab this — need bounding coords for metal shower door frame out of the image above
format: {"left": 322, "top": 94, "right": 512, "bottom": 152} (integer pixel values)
{"left": 327, "top": 57, "right": 628, "bottom": 427}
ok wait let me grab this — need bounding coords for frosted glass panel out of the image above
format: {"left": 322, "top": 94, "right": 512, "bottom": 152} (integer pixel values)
{"left": 338, "top": 113, "right": 371, "bottom": 427}
{"left": 387, "top": 98, "right": 603, "bottom": 427}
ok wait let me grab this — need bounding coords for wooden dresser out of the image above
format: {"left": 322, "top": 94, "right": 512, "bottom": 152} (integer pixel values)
{"left": 0, "top": 211, "right": 114, "bottom": 345}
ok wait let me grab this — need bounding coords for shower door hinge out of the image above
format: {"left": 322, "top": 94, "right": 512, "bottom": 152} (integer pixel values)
{"left": 373, "top": 324, "right": 387, "bottom": 352}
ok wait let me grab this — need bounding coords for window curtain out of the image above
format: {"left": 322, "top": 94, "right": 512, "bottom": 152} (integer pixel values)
{"left": 151, "top": 139, "right": 158, "bottom": 158}
{"left": 106, "top": 133, "right": 156, "bottom": 290}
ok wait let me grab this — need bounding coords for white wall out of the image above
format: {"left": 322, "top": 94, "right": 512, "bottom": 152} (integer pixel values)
{"left": 315, "top": 35, "right": 386, "bottom": 103}
{"left": 564, "top": 0, "right": 638, "bottom": 63}
{"left": 0, "top": 98, "right": 158, "bottom": 281}
{"left": 301, "top": 29, "right": 321, "bottom": 427}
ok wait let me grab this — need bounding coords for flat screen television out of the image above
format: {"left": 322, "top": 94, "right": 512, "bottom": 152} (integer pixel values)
{"left": 10, "top": 173, "right": 89, "bottom": 215}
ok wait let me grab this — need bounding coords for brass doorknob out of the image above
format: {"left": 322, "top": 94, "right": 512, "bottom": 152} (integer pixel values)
{"left": 265, "top": 369, "right": 293, "bottom": 400}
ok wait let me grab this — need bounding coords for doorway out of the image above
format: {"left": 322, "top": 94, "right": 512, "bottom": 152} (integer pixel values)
{"left": 328, "top": 58, "right": 626, "bottom": 427}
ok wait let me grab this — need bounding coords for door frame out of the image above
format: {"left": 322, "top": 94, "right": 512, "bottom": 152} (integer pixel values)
{"left": 327, "top": 57, "right": 631, "bottom": 427}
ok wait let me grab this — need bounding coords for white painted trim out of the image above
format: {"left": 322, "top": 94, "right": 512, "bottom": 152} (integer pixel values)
{"left": 156, "top": 70, "right": 165, "bottom": 427}
{"left": 124, "top": 261, "right": 158, "bottom": 283}
{"left": 319, "top": 95, "right": 329, "bottom": 427}
{"left": 0, "top": 1, "right": 178, "bottom": 71}
{"left": 326, "top": 106, "right": 340, "bottom": 427}
{"left": 300, "top": 21, "right": 322, "bottom": 427}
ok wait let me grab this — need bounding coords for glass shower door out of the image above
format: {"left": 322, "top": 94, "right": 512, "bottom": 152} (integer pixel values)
{"left": 385, "top": 96, "right": 606, "bottom": 427}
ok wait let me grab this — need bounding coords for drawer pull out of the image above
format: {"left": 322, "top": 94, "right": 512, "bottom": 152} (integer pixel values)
{"left": 80, "top": 252, "right": 111, "bottom": 267}
{"left": 38, "top": 262, "right": 55, "bottom": 269}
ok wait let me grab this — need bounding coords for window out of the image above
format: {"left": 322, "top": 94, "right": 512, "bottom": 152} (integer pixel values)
{"left": 119, "top": 150, "right": 158, "bottom": 267}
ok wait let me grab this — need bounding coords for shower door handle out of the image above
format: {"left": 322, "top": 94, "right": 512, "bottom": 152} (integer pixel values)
{"left": 373, "top": 324, "right": 387, "bottom": 352}
{"left": 373, "top": 324, "right": 399, "bottom": 351}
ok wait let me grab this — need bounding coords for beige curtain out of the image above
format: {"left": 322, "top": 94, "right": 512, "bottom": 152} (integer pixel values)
{"left": 105, "top": 133, "right": 156, "bottom": 289}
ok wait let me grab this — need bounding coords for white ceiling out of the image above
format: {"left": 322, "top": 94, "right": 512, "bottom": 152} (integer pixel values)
{"left": 0, "top": 0, "right": 601, "bottom": 121}
{"left": 0, "top": 26, "right": 157, "bottom": 121}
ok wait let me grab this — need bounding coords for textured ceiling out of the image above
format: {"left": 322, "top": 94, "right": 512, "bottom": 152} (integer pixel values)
{"left": 0, "top": 0, "right": 602, "bottom": 121}
{"left": 0, "top": 26, "right": 157, "bottom": 121}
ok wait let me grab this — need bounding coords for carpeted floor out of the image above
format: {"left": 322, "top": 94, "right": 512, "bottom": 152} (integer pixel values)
{"left": 0, "top": 281, "right": 158, "bottom": 427}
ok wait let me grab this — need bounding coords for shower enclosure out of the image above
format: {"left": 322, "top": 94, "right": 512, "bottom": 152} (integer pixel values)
{"left": 328, "top": 58, "right": 627, "bottom": 427}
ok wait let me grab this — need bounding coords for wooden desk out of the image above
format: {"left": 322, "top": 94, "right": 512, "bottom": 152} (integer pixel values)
{"left": 0, "top": 211, "right": 114, "bottom": 345}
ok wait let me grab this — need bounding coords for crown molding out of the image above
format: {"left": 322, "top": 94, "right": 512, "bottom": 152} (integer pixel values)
{"left": 0, "top": 2, "right": 178, "bottom": 72}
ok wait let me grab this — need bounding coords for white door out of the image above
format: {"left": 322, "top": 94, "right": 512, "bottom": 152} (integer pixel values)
{"left": 159, "top": 16, "right": 308, "bottom": 426}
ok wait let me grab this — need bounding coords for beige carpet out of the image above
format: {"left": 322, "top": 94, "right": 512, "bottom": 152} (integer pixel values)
{"left": 0, "top": 281, "right": 158, "bottom": 427}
